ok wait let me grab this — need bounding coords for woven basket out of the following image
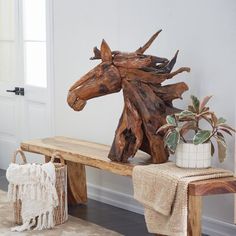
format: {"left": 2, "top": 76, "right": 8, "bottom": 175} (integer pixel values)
{"left": 12, "top": 150, "right": 68, "bottom": 226}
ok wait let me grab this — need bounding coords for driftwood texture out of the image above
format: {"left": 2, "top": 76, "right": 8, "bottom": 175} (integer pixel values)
{"left": 67, "top": 30, "right": 190, "bottom": 163}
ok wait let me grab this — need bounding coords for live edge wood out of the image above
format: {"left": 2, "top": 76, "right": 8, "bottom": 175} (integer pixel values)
{"left": 21, "top": 136, "right": 236, "bottom": 236}
{"left": 21, "top": 136, "right": 151, "bottom": 205}
{"left": 20, "top": 136, "right": 151, "bottom": 177}
{"left": 21, "top": 136, "right": 236, "bottom": 196}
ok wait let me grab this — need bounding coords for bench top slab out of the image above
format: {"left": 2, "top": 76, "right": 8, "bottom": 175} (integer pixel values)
{"left": 188, "top": 177, "right": 236, "bottom": 196}
{"left": 20, "top": 136, "right": 236, "bottom": 196}
{"left": 20, "top": 136, "right": 151, "bottom": 176}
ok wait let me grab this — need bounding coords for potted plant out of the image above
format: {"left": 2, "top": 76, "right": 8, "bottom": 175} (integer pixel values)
{"left": 157, "top": 95, "right": 236, "bottom": 168}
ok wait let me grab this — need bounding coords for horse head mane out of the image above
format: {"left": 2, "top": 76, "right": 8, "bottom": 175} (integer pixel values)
{"left": 67, "top": 30, "right": 190, "bottom": 163}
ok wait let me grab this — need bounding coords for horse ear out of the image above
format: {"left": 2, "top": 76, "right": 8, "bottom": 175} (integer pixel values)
{"left": 100, "top": 39, "right": 112, "bottom": 62}
{"left": 136, "top": 30, "right": 162, "bottom": 54}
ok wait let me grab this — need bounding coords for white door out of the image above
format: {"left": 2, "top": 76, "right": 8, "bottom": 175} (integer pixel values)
{"left": 0, "top": 0, "right": 53, "bottom": 169}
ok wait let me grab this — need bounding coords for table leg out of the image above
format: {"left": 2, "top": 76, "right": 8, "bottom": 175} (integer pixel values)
{"left": 67, "top": 161, "right": 87, "bottom": 205}
{"left": 188, "top": 195, "right": 202, "bottom": 236}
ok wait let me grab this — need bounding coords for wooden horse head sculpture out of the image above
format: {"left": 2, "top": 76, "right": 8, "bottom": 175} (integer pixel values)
{"left": 67, "top": 30, "right": 190, "bottom": 163}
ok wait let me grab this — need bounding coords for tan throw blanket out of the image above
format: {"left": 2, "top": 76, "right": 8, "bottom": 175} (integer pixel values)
{"left": 132, "top": 162, "right": 233, "bottom": 236}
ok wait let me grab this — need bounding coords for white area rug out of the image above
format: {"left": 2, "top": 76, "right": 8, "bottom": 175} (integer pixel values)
{"left": 0, "top": 190, "right": 123, "bottom": 236}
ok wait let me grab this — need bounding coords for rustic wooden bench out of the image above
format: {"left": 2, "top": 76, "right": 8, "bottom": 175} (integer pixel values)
{"left": 20, "top": 136, "right": 236, "bottom": 236}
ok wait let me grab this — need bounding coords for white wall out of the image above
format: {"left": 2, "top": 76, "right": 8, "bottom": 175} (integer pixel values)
{"left": 53, "top": 0, "right": 236, "bottom": 227}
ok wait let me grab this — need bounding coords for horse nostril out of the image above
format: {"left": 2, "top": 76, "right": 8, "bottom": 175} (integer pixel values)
{"left": 73, "top": 99, "right": 87, "bottom": 111}
{"left": 67, "top": 92, "right": 77, "bottom": 107}
{"left": 67, "top": 92, "right": 86, "bottom": 111}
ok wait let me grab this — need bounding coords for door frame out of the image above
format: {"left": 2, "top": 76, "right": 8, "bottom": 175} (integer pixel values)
{"left": 13, "top": 0, "right": 55, "bottom": 142}
{"left": 46, "top": 0, "right": 55, "bottom": 136}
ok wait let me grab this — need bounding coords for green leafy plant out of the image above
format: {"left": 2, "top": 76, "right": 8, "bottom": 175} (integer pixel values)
{"left": 157, "top": 95, "right": 236, "bottom": 162}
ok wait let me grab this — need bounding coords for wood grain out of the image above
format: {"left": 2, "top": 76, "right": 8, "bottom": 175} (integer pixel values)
{"left": 20, "top": 136, "right": 151, "bottom": 177}
{"left": 189, "top": 177, "right": 236, "bottom": 196}
{"left": 67, "top": 31, "right": 190, "bottom": 164}
{"left": 187, "top": 195, "right": 202, "bottom": 236}
{"left": 21, "top": 136, "right": 236, "bottom": 234}
{"left": 21, "top": 137, "right": 236, "bottom": 197}
{"left": 67, "top": 161, "right": 87, "bottom": 205}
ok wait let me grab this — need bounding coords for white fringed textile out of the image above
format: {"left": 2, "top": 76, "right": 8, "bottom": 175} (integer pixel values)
{"left": 6, "top": 162, "right": 59, "bottom": 231}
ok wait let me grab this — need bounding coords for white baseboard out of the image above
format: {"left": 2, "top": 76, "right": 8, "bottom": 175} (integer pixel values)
{"left": 202, "top": 216, "right": 236, "bottom": 236}
{"left": 87, "top": 183, "right": 144, "bottom": 215}
{"left": 87, "top": 183, "right": 236, "bottom": 236}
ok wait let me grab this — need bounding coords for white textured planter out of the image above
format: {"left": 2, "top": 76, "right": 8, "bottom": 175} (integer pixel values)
{"left": 175, "top": 142, "right": 211, "bottom": 168}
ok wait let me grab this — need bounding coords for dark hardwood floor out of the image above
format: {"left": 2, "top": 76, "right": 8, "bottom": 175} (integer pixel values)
{"left": 0, "top": 169, "right": 8, "bottom": 192}
{"left": 0, "top": 169, "right": 208, "bottom": 236}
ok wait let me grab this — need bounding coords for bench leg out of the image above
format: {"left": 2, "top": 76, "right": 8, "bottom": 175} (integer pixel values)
{"left": 45, "top": 156, "right": 87, "bottom": 205}
{"left": 187, "top": 195, "right": 202, "bottom": 236}
{"left": 155, "top": 195, "right": 202, "bottom": 236}
{"left": 67, "top": 161, "right": 87, "bottom": 205}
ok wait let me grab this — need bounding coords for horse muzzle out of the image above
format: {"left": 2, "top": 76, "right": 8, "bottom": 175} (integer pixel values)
{"left": 67, "top": 91, "right": 87, "bottom": 111}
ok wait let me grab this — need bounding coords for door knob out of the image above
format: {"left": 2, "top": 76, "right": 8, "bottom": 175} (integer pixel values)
{"left": 6, "top": 87, "right": 24, "bottom": 96}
